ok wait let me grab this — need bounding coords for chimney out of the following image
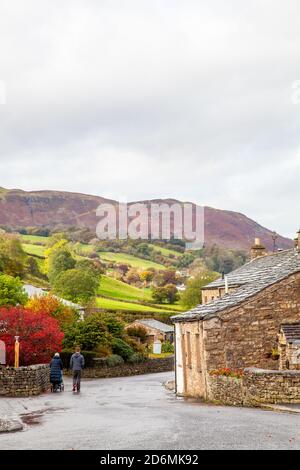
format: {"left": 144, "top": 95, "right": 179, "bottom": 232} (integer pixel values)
{"left": 294, "top": 229, "right": 300, "bottom": 251}
{"left": 250, "top": 238, "right": 267, "bottom": 260}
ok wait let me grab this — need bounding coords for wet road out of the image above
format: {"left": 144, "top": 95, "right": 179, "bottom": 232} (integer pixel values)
{"left": 0, "top": 372, "right": 300, "bottom": 450}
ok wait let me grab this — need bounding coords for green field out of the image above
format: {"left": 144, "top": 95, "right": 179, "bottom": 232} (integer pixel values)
{"left": 98, "top": 252, "right": 166, "bottom": 270}
{"left": 19, "top": 234, "right": 49, "bottom": 245}
{"left": 98, "top": 275, "right": 153, "bottom": 302}
{"left": 148, "top": 244, "right": 182, "bottom": 258}
{"left": 22, "top": 243, "right": 45, "bottom": 257}
{"left": 95, "top": 297, "right": 179, "bottom": 313}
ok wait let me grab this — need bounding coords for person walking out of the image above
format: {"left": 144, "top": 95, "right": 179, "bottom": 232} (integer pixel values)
{"left": 50, "top": 352, "right": 63, "bottom": 392}
{"left": 70, "top": 346, "right": 85, "bottom": 392}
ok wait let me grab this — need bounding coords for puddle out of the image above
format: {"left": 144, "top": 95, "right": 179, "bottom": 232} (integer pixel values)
{"left": 20, "top": 407, "right": 66, "bottom": 427}
{"left": 21, "top": 412, "right": 43, "bottom": 426}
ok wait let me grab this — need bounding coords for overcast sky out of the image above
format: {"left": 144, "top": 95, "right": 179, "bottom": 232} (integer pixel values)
{"left": 0, "top": 0, "right": 299, "bottom": 237}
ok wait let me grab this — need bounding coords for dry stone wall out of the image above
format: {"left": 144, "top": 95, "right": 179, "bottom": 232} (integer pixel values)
{"left": 208, "top": 367, "right": 300, "bottom": 406}
{"left": 0, "top": 364, "right": 50, "bottom": 397}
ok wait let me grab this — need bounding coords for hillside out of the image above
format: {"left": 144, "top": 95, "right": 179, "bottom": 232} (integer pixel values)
{"left": 0, "top": 187, "right": 292, "bottom": 251}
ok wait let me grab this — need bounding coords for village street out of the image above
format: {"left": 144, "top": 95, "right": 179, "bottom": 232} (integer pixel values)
{"left": 0, "top": 372, "right": 300, "bottom": 450}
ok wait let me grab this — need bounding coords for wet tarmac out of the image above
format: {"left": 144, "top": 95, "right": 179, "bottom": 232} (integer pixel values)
{"left": 0, "top": 372, "right": 300, "bottom": 449}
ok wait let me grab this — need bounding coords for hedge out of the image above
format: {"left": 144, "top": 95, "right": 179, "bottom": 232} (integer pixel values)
{"left": 60, "top": 349, "right": 95, "bottom": 369}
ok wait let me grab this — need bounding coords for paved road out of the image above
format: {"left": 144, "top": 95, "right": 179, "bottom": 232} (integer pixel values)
{"left": 0, "top": 372, "right": 299, "bottom": 450}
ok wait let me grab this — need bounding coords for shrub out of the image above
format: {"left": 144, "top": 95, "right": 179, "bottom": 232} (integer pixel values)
{"left": 111, "top": 338, "right": 134, "bottom": 361}
{"left": 125, "top": 336, "right": 145, "bottom": 353}
{"left": 27, "top": 294, "right": 77, "bottom": 330}
{"left": 62, "top": 313, "right": 111, "bottom": 351}
{"left": 59, "top": 349, "right": 95, "bottom": 369}
{"left": 101, "top": 313, "right": 124, "bottom": 337}
{"left": 0, "top": 275, "right": 28, "bottom": 307}
{"left": 162, "top": 341, "right": 174, "bottom": 353}
{"left": 127, "top": 352, "right": 148, "bottom": 364}
{"left": 126, "top": 325, "right": 148, "bottom": 343}
{"left": 209, "top": 368, "right": 243, "bottom": 379}
{"left": 94, "top": 344, "right": 112, "bottom": 357}
{"left": 105, "top": 354, "right": 124, "bottom": 367}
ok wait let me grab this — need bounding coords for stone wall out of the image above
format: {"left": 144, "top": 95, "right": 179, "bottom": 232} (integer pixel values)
{"left": 243, "top": 368, "right": 300, "bottom": 404}
{"left": 0, "top": 364, "right": 50, "bottom": 397}
{"left": 207, "top": 368, "right": 300, "bottom": 406}
{"left": 207, "top": 375, "right": 244, "bottom": 406}
{"left": 64, "top": 355, "right": 174, "bottom": 379}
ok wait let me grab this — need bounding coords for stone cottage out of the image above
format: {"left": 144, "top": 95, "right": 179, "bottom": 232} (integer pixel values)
{"left": 125, "top": 319, "right": 174, "bottom": 344}
{"left": 172, "top": 232, "right": 300, "bottom": 399}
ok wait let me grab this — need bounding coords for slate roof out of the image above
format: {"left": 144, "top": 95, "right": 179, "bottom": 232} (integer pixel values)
{"left": 281, "top": 324, "right": 300, "bottom": 343}
{"left": 172, "top": 249, "right": 300, "bottom": 323}
{"left": 136, "top": 319, "right": 174, "bottom": 333}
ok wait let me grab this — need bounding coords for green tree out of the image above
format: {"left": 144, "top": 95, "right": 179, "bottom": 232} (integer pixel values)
{"left": 0, "top": 234, "right": 26, "bottom": 277}
{"left": 63, "top": 312, "right": 111, "bottom": 351}
{"left": 0, "top": 274, "right": 28, "bottom": 306}
{"left": 48, "top": 249, "right": 76, "bottom": 282}
{"left": 53, "top": 268, "right": 99, "bottom": 304}
{"left": 163, "top": 284, "right": 179, "bottom": 304}
{"left": 180, "top": 272, "right": 218, "bottom": 309}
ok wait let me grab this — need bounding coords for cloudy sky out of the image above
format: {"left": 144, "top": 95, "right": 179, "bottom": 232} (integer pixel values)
{"left": 0, "top": 0, "right": 299, "bottom": 237}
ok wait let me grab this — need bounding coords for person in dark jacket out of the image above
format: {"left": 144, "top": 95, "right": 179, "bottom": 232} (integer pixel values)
{"left": 70, "top": 346, "right": 85, "bottom": 392}
{"left": 50, "top": 353, "right": 63, "bottom": 391}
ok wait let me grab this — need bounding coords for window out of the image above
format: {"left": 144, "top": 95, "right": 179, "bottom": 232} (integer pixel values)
{"left": 186, "top": 332, "right": 192, "bottom": 368}
{"left": 195, "top": 333, "right": 201, "bottom": 372}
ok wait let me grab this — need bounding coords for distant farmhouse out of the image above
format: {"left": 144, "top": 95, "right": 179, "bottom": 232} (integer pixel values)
{"left": 172, "top": 232, "right": 300, "bottom": 399}
{"left": 126, "top": 319, "right": 174, "bottom": 344}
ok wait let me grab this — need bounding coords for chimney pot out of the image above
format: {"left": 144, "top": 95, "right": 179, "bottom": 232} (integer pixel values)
{"left": 250, "top": 238, "right": 266, "bottom": 260}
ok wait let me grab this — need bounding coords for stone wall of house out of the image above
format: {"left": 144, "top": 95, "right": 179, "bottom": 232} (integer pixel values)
{"left": 207, "top": 375, "right": 244, "bottom": 406}
{"left": 0, "top": 364, "right": 50, "bottom": 397}
{"left": 207, "top": 368, "right": 300, "bottom": 406}
{"left": 203, "top": 272, "right": 300, "bottom": 373}
{"left": 64, "top": 355, "right": 174, "bottom": 379}
{"left": 243, "top": 368, "right": 300, "bottom": 404}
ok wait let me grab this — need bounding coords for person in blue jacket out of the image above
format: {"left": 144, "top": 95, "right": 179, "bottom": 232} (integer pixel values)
{"left": 50, "top": 352, "right": 63, "bottom": 391}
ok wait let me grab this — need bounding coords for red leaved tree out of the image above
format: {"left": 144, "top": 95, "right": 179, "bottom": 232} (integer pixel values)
{"left": 0, "top": 307, "right": 64, "bottom": 366}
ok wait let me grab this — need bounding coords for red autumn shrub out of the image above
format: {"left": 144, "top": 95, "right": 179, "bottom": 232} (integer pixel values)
{"left": 0, "top": 307, "right": 64, "bottom": 366}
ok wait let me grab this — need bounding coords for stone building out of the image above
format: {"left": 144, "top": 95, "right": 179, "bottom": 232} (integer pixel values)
{"left": 172, "top": 232, "right": 300, "bottom": 399}
{"left": 125, "top": 319, "right": 174, "bottom": 344}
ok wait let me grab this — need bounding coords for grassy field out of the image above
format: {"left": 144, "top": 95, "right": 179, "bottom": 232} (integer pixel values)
{"left": 95, "top": 297, "right": 179, "bottom": 313}
{"left": 98, "top": 276, "right": 185, "bottom": 311}
{"left": 98, "top": 252, "right": 166, "bottom": 270}
{"left": 148, "top": 244, "right": 182, "bottom": 258}
{"left": 22, "top": 243, "right": 45, "bottom": 257}
{"left": 98, "top": 275, "right": 153, "bottom": 302}
{"left": 19, "top": 234, "right": 49, "bottom": 245}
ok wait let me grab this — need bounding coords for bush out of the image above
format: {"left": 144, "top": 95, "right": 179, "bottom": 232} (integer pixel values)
{"left": 111, "top": 338, "right": 134, "bottom": 361}
{"left": 126, "top": 325, "right": 148, "bottom": 343}
{"left": 62, "top": 313, "right": 111, "bottom": 351}
{"left": 127, "top": 352, "right": 148, "bottom": 364}
{"left": 94, "top": 344, "right": 112, "bottom": 357}
{"left": 162, "top": 341, "right": 174, "bottom": 353}
{"left": 105, "top": 354, "right": 124, "bottom": 367}
{"left": 0, "top": 275, "right": 28, "bottom": 307}
{"left": 59, "top": 349, "right": 95, "bottom": 369}
{"left": 125, "top": 336, "right": 145, "bottom": 353}
{"left": 0, "top": 307, "right": 64, "bottom": 366}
